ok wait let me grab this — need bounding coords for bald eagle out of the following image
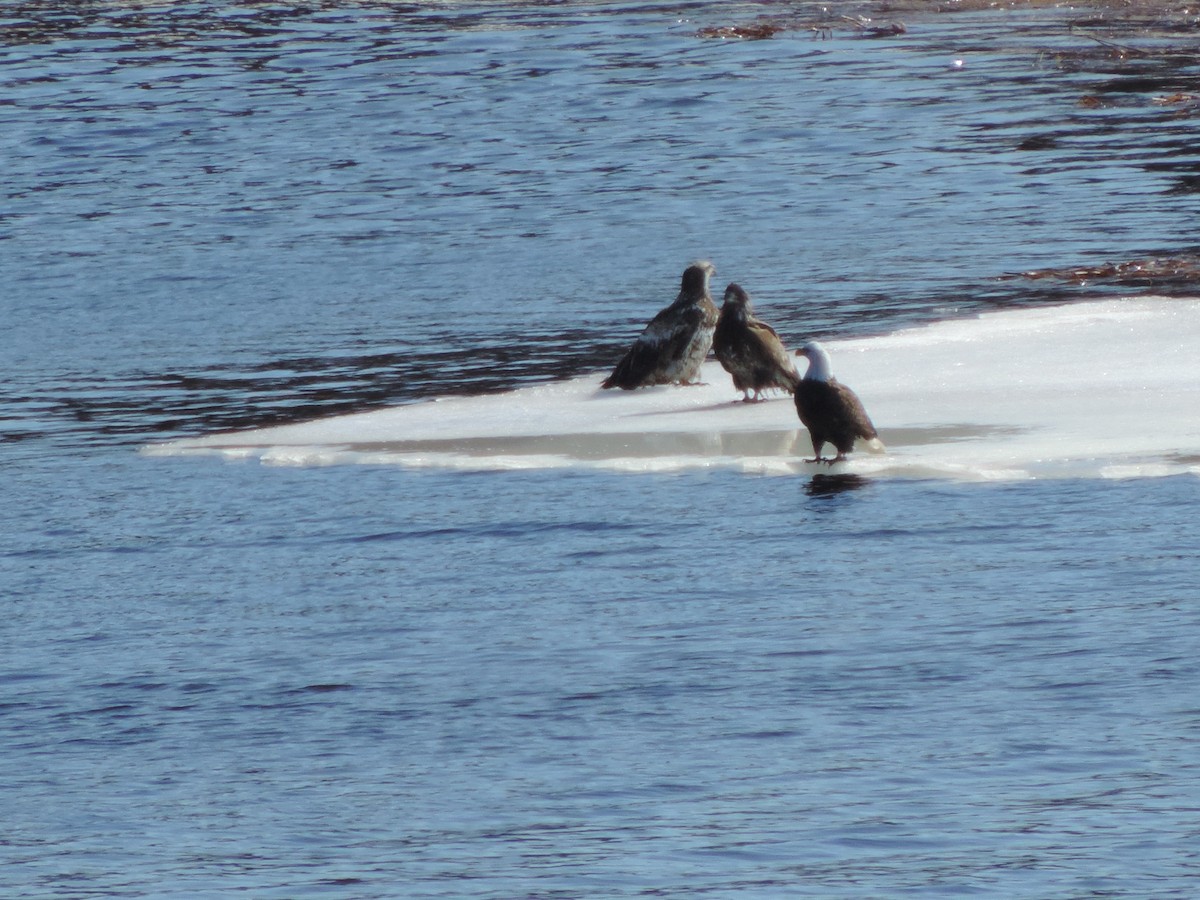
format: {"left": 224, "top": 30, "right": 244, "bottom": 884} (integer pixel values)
{"left": 601, "top": 261, "right": 718, "bottom": 390}
{"left": 794, "top": 341, "right": 884, "bottom": 463}
{"left": 712, "top": 283, "right": 800, "bottom": 402}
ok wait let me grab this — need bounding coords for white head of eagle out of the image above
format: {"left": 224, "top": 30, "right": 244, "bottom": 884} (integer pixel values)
{"left": 796, "top": 341, "right": 834, "bottom": 383}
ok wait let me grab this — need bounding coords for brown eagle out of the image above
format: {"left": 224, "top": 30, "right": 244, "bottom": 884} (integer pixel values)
{"left": 601, "top": 261, "right": 718, "bottom": 389}
{"left": 712, "top": 283, "right": 800, "bottom": 402}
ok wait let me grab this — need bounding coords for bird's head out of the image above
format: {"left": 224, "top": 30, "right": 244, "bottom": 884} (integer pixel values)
{"left": 795, "top": 341, "right": 833, "bottom": 381}
{"left": 722, "top": 282, "right": 750, "bottom": 307}
{"left": 680, "top": 260, "right": 716, "bottom": 296}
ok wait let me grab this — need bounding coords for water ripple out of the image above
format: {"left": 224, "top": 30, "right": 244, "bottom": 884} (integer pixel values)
{"left": 3, "top": 1, "right": 1198, "bottom": 459}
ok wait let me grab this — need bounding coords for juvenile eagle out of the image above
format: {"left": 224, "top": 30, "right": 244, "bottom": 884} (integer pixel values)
{"left": 712, "top": 283, "right": 800, "bottom": 402}
{"left": 602, "top": 261, "right": 718, "bottom": 389}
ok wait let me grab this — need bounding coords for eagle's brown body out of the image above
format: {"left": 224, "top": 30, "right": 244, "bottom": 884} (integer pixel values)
{"left": 602, "top": 261, "right": 718, "bottom": 390}
{"left": 712, "top": 283, "right": 800, "bottom": 402}
{"left": 794, "top": 341, "right": 883, "bottom": 463}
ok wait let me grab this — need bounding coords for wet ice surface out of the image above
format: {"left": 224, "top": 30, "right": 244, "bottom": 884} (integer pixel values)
{"left": 3, "top": 0, "right": 1200, "bottom": 448}
{"left": 154, "top": 297, "right": 1200, "bottom": 481}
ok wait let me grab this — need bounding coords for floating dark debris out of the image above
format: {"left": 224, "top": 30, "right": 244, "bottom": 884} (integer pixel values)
{"left": 697, "top": 15, "right": 905, "bottom": 41}
{"left": 1000, "top": 255, "right": 1200, "bottom": 286}
{"left": 842, "top": 16, "right": 907, "bottom": 38}
{"left": 696, "top": 22, "right": 787, "bottom": 40}
{"left": 1154, "top": 92, "right": 1200, "bottom": 115}
{"left": 1079, "top": 91, "right": 1196, "bottom": 114}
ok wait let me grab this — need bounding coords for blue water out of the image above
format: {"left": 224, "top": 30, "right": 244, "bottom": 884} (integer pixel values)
{"left": 8, "top": 458, "right": 1200, "bottom": 897}
{"left": 4, "top": 2, "right": 1200, "bottom": 897}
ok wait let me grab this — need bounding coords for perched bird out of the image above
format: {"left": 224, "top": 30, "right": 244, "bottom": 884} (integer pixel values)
{"left": 712, "top": 283, "right": 800, "bottom": 402}
{"left": 794, "top": 341, "right": 884, "bottom": 463}
{"left": 601, "top": 261, "right": 719, "bottom": 390}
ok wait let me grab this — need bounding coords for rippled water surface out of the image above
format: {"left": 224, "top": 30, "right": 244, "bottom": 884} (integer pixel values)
{"left": 4, "top": 1, "right": 1200, "bottom": 897}
{"left": 8, "top": 458, "right": 1200, "bottom": 898}
{"left": 5, "top": 0, "right": 1199, "bottom": 442}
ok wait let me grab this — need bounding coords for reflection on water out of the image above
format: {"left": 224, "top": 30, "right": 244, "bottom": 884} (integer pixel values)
{"left": 188, "top": 427, "right": 805, "bottom": 461}
{"left": 2, "top": 0, "right": 1198, "bottom": 450}
{"left": 805, "top": 472, "right": 873, "bottom": 496}
{"left": 2, "top": 333, "right": 623, "bottom": 448}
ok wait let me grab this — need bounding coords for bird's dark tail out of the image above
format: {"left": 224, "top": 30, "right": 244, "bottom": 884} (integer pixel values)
{"left": 602, "top": 343, "right": 657, "bottom": 390}
{"left": 601, "top": 358, "right": 637, "bottom": 390}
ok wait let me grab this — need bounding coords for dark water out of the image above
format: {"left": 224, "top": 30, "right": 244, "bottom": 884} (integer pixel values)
{"left": 4, "top": 2, "right": 1200, "bottom": 897}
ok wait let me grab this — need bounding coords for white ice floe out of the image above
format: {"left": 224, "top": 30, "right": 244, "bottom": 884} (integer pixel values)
{"left": 143, "top": 296, "right": 1200, "bottom": 481}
